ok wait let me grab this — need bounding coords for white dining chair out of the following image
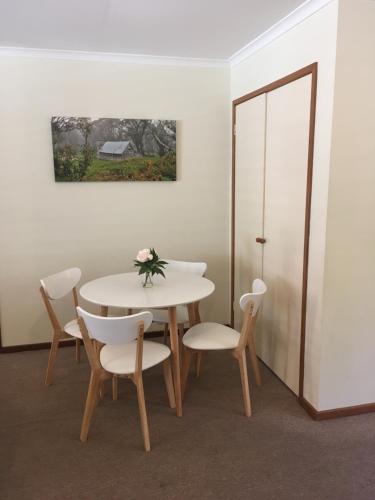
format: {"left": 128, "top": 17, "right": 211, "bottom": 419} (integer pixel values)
{"left": 147, "top": 259, "right": 207, "bottom": 375}
{"left": 77, "top": 308, "right": 175, "bottom": 452}
{"left": 40, "top": 267, "right": 82, "bottom": 385}
{"left": 181, "top": 279, "right": 267, "bottom": 417}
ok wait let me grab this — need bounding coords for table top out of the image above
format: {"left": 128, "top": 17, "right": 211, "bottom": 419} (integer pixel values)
{"left": 80, "top": 270, "right": 215, "bottom": 309}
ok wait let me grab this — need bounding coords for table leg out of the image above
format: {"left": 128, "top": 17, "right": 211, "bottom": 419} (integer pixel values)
{"left": 168, "top": 306, "right": 182, "bottom": 417}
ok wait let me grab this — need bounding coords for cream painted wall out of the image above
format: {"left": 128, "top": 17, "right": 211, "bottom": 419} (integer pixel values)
{"left": 319, "top": 0, "right": 375, "bottom": 409}
{"left": 230, "top": 1, "right": 339, "bottom": 408}
{"left": 0, "top": 58, "right": 230, "bottom": 346}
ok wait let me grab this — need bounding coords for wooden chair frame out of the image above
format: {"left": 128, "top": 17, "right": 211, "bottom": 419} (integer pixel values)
{"left": 181, "top": 301, "right": 256, "bottom": 417}
{"left": 78, "top": 317, "right": 175, "bottom": 452}
{"left": 40, "top": 285, "right": 81, "bottom": 386}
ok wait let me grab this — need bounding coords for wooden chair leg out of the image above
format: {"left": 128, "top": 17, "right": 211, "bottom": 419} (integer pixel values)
{"left": 93, "top": 340, "right": 105, "bottom": 399}
{"left": 162, "top": 359, "right": 176, "bottom": 409}
{"left": 94, "top": 379, "right": 102, "bottom": 407}
{"left": 99, "top": 381, "right": 105, "bottom": 400}
{"left": 45, "top": 335, "right": 60, "bottom": 386}
{"left": 112, "top": 375, "right": 118, "bottom": 401}
{"left": 181, "top": 347, "right": 192, "bottom": 399}
{"left": 80, "top": 371, "right": 100, "bottom": 442}
{"left": 163, "top": 323, "right": 169, "bottom": 345}
{"left": 248, "top": 331, "right": 262, "bottom": 386}
{"left": 238, "top": 350, "right": 252, "bottom": 417}
{"left": 75, "top": 339, "right": 81, "bottom": 363}
{"left": 195, "top": 351, "right": 202, "bottom": 378}
{"left": 135, "top": 375, "right": 151, "bottom": 452}
{"left": 178, "top": 324, "right": 184, "bottom": 361}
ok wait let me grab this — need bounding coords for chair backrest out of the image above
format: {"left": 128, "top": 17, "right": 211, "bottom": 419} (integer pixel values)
{"left": 237, "top": 279, "right": 267, "bottom": 351}
{"left": 165, "top": 259, "right": 207, "bottom": 276}
{"left": 252, "top": 278, "right": 267, "bottom": 295}
{"left": 40, "top": 267, "right": 82, "bottom": 300}
{"left": 239, "top": 279, "right": 267, "bottom": 317}
{"left": 76, "top": 307, "right": 153, "bottom": 345}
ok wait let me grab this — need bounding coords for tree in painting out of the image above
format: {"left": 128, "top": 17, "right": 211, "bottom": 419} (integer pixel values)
{"left": 51, "top": 117, "right": 176, "bottom": 182}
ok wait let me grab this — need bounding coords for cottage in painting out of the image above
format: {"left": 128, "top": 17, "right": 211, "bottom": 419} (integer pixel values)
{"left": 98, "top": 141, "right": 137, "bottom": 160}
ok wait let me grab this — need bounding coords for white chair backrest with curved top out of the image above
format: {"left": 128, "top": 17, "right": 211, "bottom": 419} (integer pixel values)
{"left": 236, "top": 279, "right": 267, "bottom": 355}
{"left": 239, "top": 279, "right": 267, "bottom": 317}
{"left": 41, "top": 267, "right": 82, "bottom": 300}
{"left": 252, "top": 278, "right": 267, "bottom": 295}
{"left": 165, "top": 259, "right": 207, "bottom": 276}
{"left": 76, "top": 307, "right": 153, "bottom": 345}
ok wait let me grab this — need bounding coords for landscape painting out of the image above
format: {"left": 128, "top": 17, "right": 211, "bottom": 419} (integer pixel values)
{"left": 51, "top": 117, "right": 176, "bottom": 182}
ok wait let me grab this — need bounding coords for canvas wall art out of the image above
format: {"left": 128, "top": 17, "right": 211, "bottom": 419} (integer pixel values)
{"left": 51, "top": 117, "right": 176, "bottom": 182}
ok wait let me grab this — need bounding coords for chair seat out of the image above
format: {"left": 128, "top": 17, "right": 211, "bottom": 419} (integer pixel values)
{"left": 144, "top": 305, "right": 189, "bottom": 325}
{"left": 100, "top": 341, "right": 171, "bottom": 375}
{"left": 183, "top": 322, "right": 240, "bottom": 351}
{"left": 64, "top": 319, "right": 82, "bottom": 339}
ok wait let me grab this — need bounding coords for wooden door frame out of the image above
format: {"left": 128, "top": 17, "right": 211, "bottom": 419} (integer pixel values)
{"left": 231, "top": 62, "right": 318, "bottom": 399}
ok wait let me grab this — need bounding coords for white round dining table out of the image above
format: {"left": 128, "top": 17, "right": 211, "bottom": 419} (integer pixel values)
{"left": 80, "top": 270, "right": 215, "bottom": 417}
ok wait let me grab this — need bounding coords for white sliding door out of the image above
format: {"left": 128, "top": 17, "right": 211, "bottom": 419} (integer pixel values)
{"left": 258, "top": 75, "right": 312, "bottom": 394}
{"left": 233, "top": 94, "right": 266, "bottom": 331}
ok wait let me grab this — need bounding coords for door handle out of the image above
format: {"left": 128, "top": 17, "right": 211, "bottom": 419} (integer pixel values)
{"left": 256, "top": 237, "right": 266, "bottom": 244}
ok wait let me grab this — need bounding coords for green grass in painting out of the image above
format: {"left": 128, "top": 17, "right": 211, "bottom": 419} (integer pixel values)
{"left": 54, "top": 152, "right": 176, "bottom": 182}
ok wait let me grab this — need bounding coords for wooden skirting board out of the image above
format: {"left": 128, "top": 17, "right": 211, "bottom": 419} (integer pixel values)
{"left": 256, "top": 356, "right": 375, "bottom": 421}
{"left": 299, "top": 397, "right": 375, "bottom": 421}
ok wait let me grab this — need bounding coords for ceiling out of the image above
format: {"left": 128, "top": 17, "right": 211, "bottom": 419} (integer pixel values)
{"left": 0, "top": 0, "right": 308, "bottom": 60}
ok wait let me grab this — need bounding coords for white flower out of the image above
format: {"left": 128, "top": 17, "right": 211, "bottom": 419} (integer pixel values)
{"left": 136, "top": 248, "right": 152, "bottom": 263}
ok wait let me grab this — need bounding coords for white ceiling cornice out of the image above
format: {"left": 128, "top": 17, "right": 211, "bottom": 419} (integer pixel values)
{"left": 0, "top": 46, "right": 228, "bottom": 68}
{"left": 229, "top": 0, "right": 334, "bottom": 66}
{"left": 0, "top": 0, "right": 333, "bottom": 69}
